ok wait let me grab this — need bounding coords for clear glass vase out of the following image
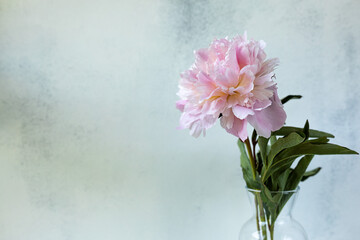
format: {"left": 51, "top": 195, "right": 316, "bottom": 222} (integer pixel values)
{"left": 239, "top": 187, "right": 308, "bottom": 240}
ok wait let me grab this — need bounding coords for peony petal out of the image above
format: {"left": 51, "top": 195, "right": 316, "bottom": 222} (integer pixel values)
{"left": 223, "top": 117, "right": 248, "bottom": 141}
{"left": 254, "top": 73, "right": 274, "bottom": 86}
{"left": 189, "top": 121, "right": 202, "bottom": 138}
{"left": 202, "top": 115, "right": 217, "bottom": 129}
{"left": 195, "top": 48, "right": 208, "bottom": 60}
{"left": 247, "top": 89, "right": 286, "bottom": 138}
{"left": 232, "top": 105, "right": 254, "bottom": 119}
{"left": 207, "top": 97, "right": 226, "bottom": 115}
{"left": 226, "top": 44, "right": 240, "bottom": 73}
{"left": 194, "top": 48, "right": 210, "bottom": 73}
{"left": 235, "top": 70, "right": 255, "bottom": 94}
{"left": 257, "top": 58, "right": 279, "bottom": 77}
{"left": 247, "top": 113, "right": 272, "bottom": 138}
{"left": 220, "top": 109, "right": 233, "bottom": 128}
{"left": 179, "top": 112, "right": 196, "bottom": 129}
{"left": 253, "top": 99, "right": 272, "bottom": 110}
{"left": 180, "top": 111, "right": 218, "bottom": 138}
{"left": 215, "top": 68, "right": 239, "bottom": 89}
{"left": 196, "top": 71, "right": 217, "bottom": 99}
{"left": 251, "top": 87, "right": 274, "bottom": 101}
{"left": 225, "top": 68, "right": 241, "bottom": 87}
{"left": 236, "top": 45, "right": 250, "bottom": 70}
{"left": 176, "top": 100, "right": 187, "bottom": 112}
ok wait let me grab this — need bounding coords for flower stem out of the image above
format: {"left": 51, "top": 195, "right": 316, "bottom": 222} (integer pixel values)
{"left": 244, "top": 139, "right": 257, "bottom": 179}
{"left": 257, "top": 194, "right": 268, "bottom": 239}
{"left": 270, "top": 221, "right": 275, "bottom": 240}
{"left": 255, "top": 197, "right": 260, "bottom": 232}
{"left": 244, "top": 138, "right": 268, "bottom": 239}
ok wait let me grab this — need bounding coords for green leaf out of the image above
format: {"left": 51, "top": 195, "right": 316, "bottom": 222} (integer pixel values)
{"left": 278, "top": 169, "right": 292, "bottom": 191}
{"left": 237, "top": 140, "right": 259, "bottom": 189}
{"left": 262, "top": 184, "right": 275, "bottom": 202}
{"left": 270, "top": 135, "right": 277, "bottom": 145}
{"left": 286, "top": 155, "right": 314, "bottom": 190}
{"left": 238, "top": 140, "right": 251, "bottom": 176}
{"left": 265, "top": 142, "right": 358, "bottom": 182}
{"left": 272, "top": 192, "right": 284, "bottom": 203}
{"left": 273, "top": 126, "right": 335, "bottom": 138}
{"left": 261, "top": 132, "right": 305, "bottom": 181}
{"left": 303, "top": 120, "right": 310, "bottom": 140}
{"left": 281, "top": 95, "right": 302, "bottom": 104}
{"left": 259, "top": 184, "right": 281, "bottom": 223}
{"left": 276, "top": 142, "right": 359, "bottom": 159}
{"left": 308, "top": 137, "right": 330, "bottom": 144}
{"left": 301, "top": 167, "right": 321, "bottom": 181}
{"left": 258, "top": 136, "right": 269, "bottom": 166}
{"left": 263, "top": 156, "right": 298, "bottom": 182}
{"left": 267, "top": 132, "right": 305, "bottom": 170}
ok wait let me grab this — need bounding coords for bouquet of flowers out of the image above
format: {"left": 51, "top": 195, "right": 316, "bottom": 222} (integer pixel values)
{"left": 176, "top": 32, "right": 358, "bottom": 240}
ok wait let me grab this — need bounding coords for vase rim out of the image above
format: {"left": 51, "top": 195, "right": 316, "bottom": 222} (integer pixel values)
{"left": 245, "top": 186, "right": 300, "bottom": 194}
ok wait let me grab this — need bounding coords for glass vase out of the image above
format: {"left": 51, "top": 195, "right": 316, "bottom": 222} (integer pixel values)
{"left": 239, "top": 187, "right": 308, "bottom": 240}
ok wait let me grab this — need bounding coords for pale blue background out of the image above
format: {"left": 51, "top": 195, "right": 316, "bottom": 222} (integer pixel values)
{"left": 0, "top": 0, "right": 359, "bottom": 239}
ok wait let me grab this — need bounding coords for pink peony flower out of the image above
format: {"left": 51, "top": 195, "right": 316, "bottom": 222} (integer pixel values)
{"left": 176, "top": 33, "right": 286, "bottom": 141}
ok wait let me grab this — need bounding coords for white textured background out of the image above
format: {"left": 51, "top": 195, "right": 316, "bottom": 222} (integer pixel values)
{"left": 0, "top": 0, "right": 359, "bottom": 239}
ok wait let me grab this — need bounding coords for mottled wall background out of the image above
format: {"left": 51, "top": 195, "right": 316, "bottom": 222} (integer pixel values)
{"left": 0, "top": 0, "right": 359, "bottom": 239}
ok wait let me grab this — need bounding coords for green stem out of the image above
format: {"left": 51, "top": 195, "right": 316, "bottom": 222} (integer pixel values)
{"left": 270, "top": 222, "right": 274, "bottom": 240}
{"left": 244, "top": 139, "right": 257, "bottom": 179}
{"left": 244, "top": 138, "right": 268, "bottom": 239}
{"left": 257, "top": 194, "right": 268, "bottom": 239}
{"left": 267, "top": 217, "right": 271, "bottom": 236}
{"left": 268, "top": 218, "right": 275, "bottom": 240}
{"left": 255, "top": 197, "right": 260, "bottom": 232}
